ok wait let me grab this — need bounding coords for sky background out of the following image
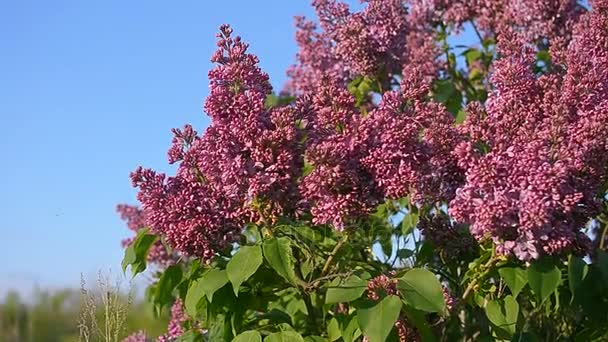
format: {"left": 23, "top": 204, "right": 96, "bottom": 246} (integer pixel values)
{"left": 0, "top": 0, "right": 343, "bottom": 295}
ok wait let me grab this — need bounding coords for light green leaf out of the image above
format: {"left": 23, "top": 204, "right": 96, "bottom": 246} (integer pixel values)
{"left": 264, "top": 331, "right": 305, "bottom": 342}
{"left": 568, "top": 255, "right": 588, "bottom": 303}
{"left": 341, "top": 315, "right": 361, "bottom": 342}
{"left": 263, "top": 237, "right": 298, "bottom": 285}
{"left": 498, "top": 267, "right": 527, "bottom": 297}
{"left": 528, "top": 258, "right": 561, "bottom": 303}
{"left": 327, "top": 317, "right": 341, "bottom": 341}
{"left": 232, "top": 330, "right": 262, "bottom": 342}
{"left": 227, "top": 245, "right": 263, "bottom": 296}
{"left": 485, "top": 295, "right": 519, "bottom": 336}
{"left": 304, "top": 337, "right": 328, "bottom": 342}
{"left": 325, "top": 275, "right": 367, "bottom": 304}
{"left": 398, "top": 268, "right": 446, "bottom": 313}
{"left": 185, "top": 279, "right": 206, "bottom": 318}
{"left": 357, "top": 295, "right": 402, "bottom": 342}
{"left": 199, "top": 269, "right": 229, "bottom": 302}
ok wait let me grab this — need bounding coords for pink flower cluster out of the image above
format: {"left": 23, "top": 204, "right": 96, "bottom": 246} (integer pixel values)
{"left": 157, "top": 299, "right": 186, "bottom": 342}
{"left": 299, "top": 76, "right": 461, "bottom": 229}
{"left": 286, "top": 0, "right": 437, "bottom": 94}
{"left": 122, "top": 331, "right": 149, "bottom": 342}
{"left": 116, "top": 204, "right": 175, "bottom": 267}
{"left": 132, "top": 25, "right": 306, "bottom": 259}
{"left": 450, "top": 3, "right": 608, "bottom": 260}
{"left": 408, "top": 0, "right": 585, "bottom": 41}
{"left": 418, "top": 214, "right": 477, "bottom": 261}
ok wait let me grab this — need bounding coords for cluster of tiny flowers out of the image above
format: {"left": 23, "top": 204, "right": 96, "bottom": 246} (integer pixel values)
{"left": 116, "top": 204, "right": 176, "bottom": 267}
{"left": 299, "top": 81, "right": 381, "bottom": 229}
{"left": 450, "top": 3, "right": 608, "bottom": 261}
{"left": 359, "top": 79, "right": 462, "bottom": 204}
{"left": 132, "top": 25, "right": 305, "bottom": 259}
{"left": 442, "top": 286, "right": 456, "bottom": 312}
{"left": 300, "top": 75, "right": 462, "bottom": 228}
{"left": 366, "top": 274, "right": 414, "bottom": 342}
{"left": 157, "top": 299, "right": 186, "bottom": 342}
{"left": 286, "top": 0, "right": 438, "bottom": 94}
{"left": 122, "top": 331, "right": 150, "bottom": 342}
{"left": 408, "top": 0, "right": 585, "bottom": 42}
{"left": 418, "top": 214, "right": 477, "bottom": 261}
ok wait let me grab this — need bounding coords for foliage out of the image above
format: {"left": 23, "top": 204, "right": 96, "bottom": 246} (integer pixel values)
{"left": 118, "top": 0, "right": 608, "bottom": 341}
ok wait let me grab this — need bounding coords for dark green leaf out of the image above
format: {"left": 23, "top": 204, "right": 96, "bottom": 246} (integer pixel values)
{"left": 227, "top": 245, "right": 263, "bottom": 295}
{"left": 398, "top": 268, "right": 446, "bottom": 313}
{"left": 498, "top": 267, "right": 527, "bottom": 298}
{"left": 155, "top": 265, "right": 183, "bottom": 313}
{"left": 397, "top": 249, "right": 414, "bottom": 259}
{"left": 528, "top": 258, "right": 561, "bottom": 303}
{"left": 568, "top": 255, "right": 588, "bottom": 302}
{"left": 263, "top": 237, "right": 298, "bottom": 285}
{"left": 121, "top": 228, "right": 158, "bottom": 277}
{"left": 232, "top": 330, "right": 262, "bottom": 342}
{"left": 357, "top": 295, "right": 402, "bottom": 342}
{"left": 402, "top": 305, "right": 437, "bottom": 342}
{"left": 175, "top": 331, "right": 204, "bottom": 342}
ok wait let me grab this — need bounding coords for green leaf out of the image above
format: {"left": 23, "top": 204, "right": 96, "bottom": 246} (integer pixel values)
{"left": 263, "top": 237, "right": 298, "bottom": 285}
{"left": 155, "top": 265, "right": 183, "bottom": 313}
{"left": 357, "top": 295, "right": 402, "bottom": 342}
{"left": 175, "top": 331, "right": 204, "bottom": 342}
{"left": 185, "top": 279, "right": 206, "bottom": 318}
{"left": 433, "top": 80, "right": 455, "bottom": 104}
{"left": 568, "top": 255, "right": 588, "bottom": 302}
{"left": 398, "top": 268, "right": 446, "bottom": 313}
{"left": 340, "top": 315, "right": 361, "bottom": 342}
{"left": 464, "top": 48, "right": 482, "bottom": 65}
{"left": 528, "top": 258, "right": 561, "bottom": 303}
{"left": 485, "top": 295, "right": 519, "bottom": 336}
{"left": 232, "top": 331, "right": 262, "bottom": 342}
{"left": 402, "top": 305, "right": 437, "bottom": 342}
{"left": 454, "top": 110, "right": 467, "bottom": 125}
{"left": 264, "top": 331, "right": 305, "bottom": 342}
{"left": 326, "top": 275, "right": 367, "bottom": 304}
{"left": 498, "top": 267, "right": 527, "bottom": 298}
{"left": 121, "top": 228, "right": 158, "bottom": 277}
{"left": 396, "top": 249, "right": 414, "bottom": 259}
{"left": 401, "top": 211, "right": 419, "bottom": 235}
{"left": 327, "top": 317, "right": 341, "bottom": 341}
{"left": 227, "top": 245, "right": 263, "bottom": 296}
{"left": 304, "top": 337, "right": 328, "bottom": 342}
{"left": 199, "top": 269, "right": 229, "bottom": 302}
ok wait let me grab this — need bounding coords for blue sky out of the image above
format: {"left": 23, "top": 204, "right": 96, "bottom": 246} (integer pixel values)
{"left": 0, "top": 0, "right": 328, "bottom": 294}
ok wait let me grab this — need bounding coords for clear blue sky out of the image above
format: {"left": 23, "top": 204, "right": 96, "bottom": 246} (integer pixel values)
{"left": 0, "top": 0, "right": 334, "bottom": 294}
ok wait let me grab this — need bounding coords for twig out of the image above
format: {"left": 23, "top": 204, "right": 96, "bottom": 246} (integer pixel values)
{"left": 321, "top": 234, "right": 349, "bottom": 276}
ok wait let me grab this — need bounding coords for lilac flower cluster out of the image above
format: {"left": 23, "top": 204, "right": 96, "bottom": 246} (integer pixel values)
{"left": 132, "top": 25, "right": 305, "bottom": 259}
{"left": 122, "top": 331, "right": 150, "bottom": 342}
{"left": 116, "top": 204, "right": 175, "bottom": 267}
{"left": 450, "top": 3, "right": 608, "bottom": 260}
{"left": 359, "top": 80, "right": 462, "bottom": 204}
{"left": 408, "top": 0, "right": 585, "bottom": 41}
{"left": 157, "top": 299, "right": 186, "bottom": 342}
{"left": 286, "top": 0, "right": 438, "bottom": 94}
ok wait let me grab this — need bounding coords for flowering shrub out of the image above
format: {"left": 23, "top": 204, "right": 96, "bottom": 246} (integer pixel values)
{"left": 119, "top": 0, "right": 608, "bottom": 341}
